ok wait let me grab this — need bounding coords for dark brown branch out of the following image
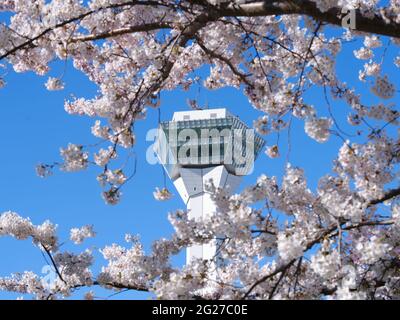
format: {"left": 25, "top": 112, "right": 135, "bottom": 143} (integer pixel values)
{"left": 40, "top": 243, "right": 67, "bottom": 286}
{"left": 70, "top": 23, "right": 173, "bottom": 42}
{"left": 268, "top": 260, "right": 291, "bottom": 299}
{"left": 92, "top": 281, "right": 148, "bottom": 292}
{"left": 368, "top": 187, "right": 400, "bottom": 206}
{"left": 219, "top": 1, "right": 400, "bottom": 39}
{"left": 242, "top": 259, "right": 296, "bottom": 299}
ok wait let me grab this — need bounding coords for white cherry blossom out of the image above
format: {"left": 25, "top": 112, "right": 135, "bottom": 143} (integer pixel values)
{"left": 70, "top": 225, "right": 96, "bottom": 245}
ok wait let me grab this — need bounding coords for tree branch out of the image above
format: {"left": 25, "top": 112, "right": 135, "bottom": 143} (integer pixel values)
{"left": 242, "top": 216, "right": 394, "bottom": 299}
{"left": 218, "top": 1, "right": 400, "bottom": 39}
{"left": 70, "top": 23, "right": 173, "bottom": 43}
{"left": 368, "top": 187, "right": 400, "bottom": 206}
{"left": 242, "top": 259, "right": 296, "bottom": 299}
{"left": 195, "top": 36, "right": 254, "bottom": 88}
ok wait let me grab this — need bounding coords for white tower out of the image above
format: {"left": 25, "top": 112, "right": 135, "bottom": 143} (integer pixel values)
{"left": 155, "top": 108, "right": 265, "bottom": 263}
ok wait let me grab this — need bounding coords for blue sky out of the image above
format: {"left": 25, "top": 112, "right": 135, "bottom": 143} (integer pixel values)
{"left": 0, "top": 19, "right": 398, "bottom": 299}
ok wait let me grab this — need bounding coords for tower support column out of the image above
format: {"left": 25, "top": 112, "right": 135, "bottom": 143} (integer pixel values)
{"left": 172, "top": 165, "right": 242, "bottom": 264}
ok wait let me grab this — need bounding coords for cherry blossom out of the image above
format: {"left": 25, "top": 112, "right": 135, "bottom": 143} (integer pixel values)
{"left": 0, "top": 211, "right": 58, "bottom": 251}
{"left": 153, "top": 187, "right": 173, "bottom": 201}
{"left": 277, "top": 232, "right": 305, "bottom": 262}
{"left": 265, "top": 145, "right": 280, "bottom": 159}
{"left": 35, "top": 164, "right": 53, "bottom": 178}
{"left": 94, "top": 147, "right": 116, "bottom": 167}
{"left": 70, "top": 225, "right": 96, "bottom": 245}
{"left": 45, "top": 77, "right": 64, "bottom": 91}
{"left": 310, "top": 246, "right": 341, "bottom": 280}
{"left": 354, "top": 47, "right": 373, "bottom": 60}
{"left": 371, "top": 75, "right": 396, "bottom": 100}
{"left": 59, "top": 144, "right": 89, "bottom": 172}
{"left": 304, "top": 117, "right": 333, "bottom": 143}
{"left": 102, "top": 187, "right": 122, "bottom": 205}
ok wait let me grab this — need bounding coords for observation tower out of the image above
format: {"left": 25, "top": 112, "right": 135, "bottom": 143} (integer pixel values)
{"left": 154, "top": 108, "right": 265, "bottom": 264}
